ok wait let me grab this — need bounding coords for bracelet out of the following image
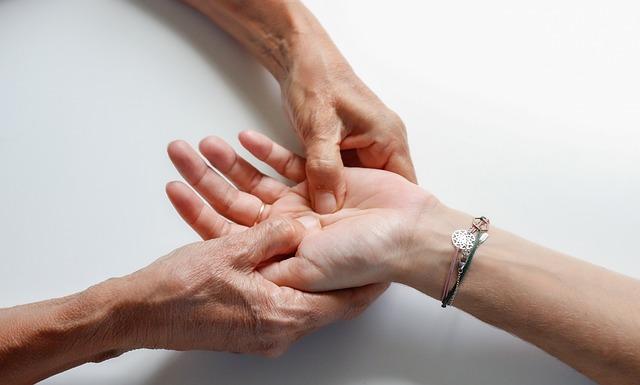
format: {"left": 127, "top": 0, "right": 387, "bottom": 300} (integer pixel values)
{"left": 441, "top": 216, "right": 490, "bottom": 308}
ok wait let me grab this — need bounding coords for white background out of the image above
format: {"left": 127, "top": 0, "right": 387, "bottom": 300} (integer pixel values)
{"left": 1, "top": 1, "right": 639, "bottom": 384}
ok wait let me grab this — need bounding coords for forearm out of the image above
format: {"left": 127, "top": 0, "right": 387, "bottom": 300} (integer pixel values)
{"left": 0, "top": 278, "right": 140, "bottom": 384}
{"left": 399, "top": 205, "right": 640, "bottom": 384}
{"left": 182, "top": 0, "right": 347, "bottom": 82}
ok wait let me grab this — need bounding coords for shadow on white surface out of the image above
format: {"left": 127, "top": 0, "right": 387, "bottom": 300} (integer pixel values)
{"left": 130, "top": 0, "right": 299, "bottom": 152}
{"left": 133, "top": 287, "right": 592, "bottom": 385}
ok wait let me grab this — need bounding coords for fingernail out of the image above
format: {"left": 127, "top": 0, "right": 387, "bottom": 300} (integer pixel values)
{"left": 295, "top": 215, "right": 320, "bottom": 231}
{"left": 315, "top": 191, "right": 337, "bottom": 214}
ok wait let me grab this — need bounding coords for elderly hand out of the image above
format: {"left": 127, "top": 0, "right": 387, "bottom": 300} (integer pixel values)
{"left": 166, "top": 132, "right": 435, "bottom": 292}
{"left": 182, "top": 0, "right": 415, "bottom": 214}
{"left": 282, "top": 56, "right": 417, "bottom": 214}
{"left": 126, "top": 217, "right": 385, "bottom": 356}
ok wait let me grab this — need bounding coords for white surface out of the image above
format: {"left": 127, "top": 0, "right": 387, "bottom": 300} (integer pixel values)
{"left": 1, "top": 0, "right": 638, "bottom": 384}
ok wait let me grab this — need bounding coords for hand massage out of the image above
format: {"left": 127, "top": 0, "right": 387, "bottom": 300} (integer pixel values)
{"left": 1, "top": 1, "right": 638, "bottom": 384}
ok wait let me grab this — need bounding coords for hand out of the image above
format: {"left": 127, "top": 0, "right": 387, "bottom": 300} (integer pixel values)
{"left": 127, "top": 217, "right": 385, "bottom": 356}
{"left": 280, "top": 48, "right": 416, "bottom": 214}
{"left": 166, "top": 132, "right": 436, "bottom": 292}
{"left": 183, "top": 0, "right": 415, "bottom": 214}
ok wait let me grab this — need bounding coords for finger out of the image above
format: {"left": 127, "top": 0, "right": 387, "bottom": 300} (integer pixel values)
{"left": 230, "top": 217, "right": 305, "bottom": 268}
{"left": 167, "top": 140, "right": 264, "bottom": 226}
{"left": 199, "top": 136, "right": 289, "bottom": 204}
{"left": 238, "top": 130, "right": 306, "bottom": 183}
{"left": 385, "top": 151, "right": 418, "bottom": 183}
{"left": 259, "top": 256, "right": 326, "bottom": 292}
{"left": 297, "top": 283, "right": 388, "bottom": 329}
{"left": 304, "top": 137, "right": 346, "bottom": 214}
{"left": 166, "top": 181, "right": 245, "bottom": 239}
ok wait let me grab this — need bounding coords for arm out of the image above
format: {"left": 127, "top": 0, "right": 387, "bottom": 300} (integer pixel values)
{"left": 181, "top": 0, "right": 416, "bottom": 213}
{"left": 395, "top": 206, "right": 640, "bottom": 384}
{"left": 182, "top": 0, "right": 316, "bottom": 82}
{"left": 0, "top": 283, "right": 135, "bottom": 384}
{"left": 0, "top": 218, "right": 384, "bottom": 384}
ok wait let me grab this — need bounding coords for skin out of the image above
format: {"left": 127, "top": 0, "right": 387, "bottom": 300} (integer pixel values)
{"left": 167, "top": 132, "right": 640, "bottom": 385}
{"left": 181, "top": 0, "right": 417, "bottom": 214}
{"left": 0, "top": 218, "right": 385, "bottom": 385}
{"left": 3, "top": 1, "right": 636, "bottom": 383}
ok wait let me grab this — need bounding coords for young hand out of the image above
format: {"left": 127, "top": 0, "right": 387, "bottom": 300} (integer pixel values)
{"left": 166, "top": 132, "right": 437, "bottom": 292}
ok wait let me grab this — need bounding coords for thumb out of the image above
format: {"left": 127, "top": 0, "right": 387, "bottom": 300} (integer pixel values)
{"left": 230, "top": 217, "right": 305, "bottom": 268}
{"left": 259, "top": 256, "right": 327, "bottom": 292}
{"left": 304, "top": 137, "right": 346, "bottom": 214}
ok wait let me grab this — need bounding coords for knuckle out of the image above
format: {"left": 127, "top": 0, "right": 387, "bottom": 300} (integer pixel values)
{"left": 305, "top": 158, "right": 342, "bottom": 183}
{"left": 379, "top": 108, "right": 406, "bottom": 130}
{"left": 281, "top": 151, "right": 298, "bottom": 173}
{"left": 217, "top": 188, "right": 237, "bottom": 213}
{"left": 306, "top": 157, "right": 341, "bottom": 171}
{"left": 224, "top": 234, "right": 251, "bottom": 255}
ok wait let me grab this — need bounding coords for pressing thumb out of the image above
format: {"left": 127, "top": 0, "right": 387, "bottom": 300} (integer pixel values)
{"left": 304, "top": 139, "right": 346, "bottom": 214}
{"left": 233, "top": 217, "right": 305, "bottom": 268}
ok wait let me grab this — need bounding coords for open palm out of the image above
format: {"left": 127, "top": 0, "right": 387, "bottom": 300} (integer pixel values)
{"left": 166, "top": 131, "right": 435, "bottom": 291}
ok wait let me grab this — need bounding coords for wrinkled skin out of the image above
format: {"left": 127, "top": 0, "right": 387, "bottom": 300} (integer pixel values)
{"left": 132, "top": 217, "right": 386, "bottom": 357}
{"left": 181, "top": 0, "right": 416, "bottom": 215}
{"left": 166, "top": 131, "right": 436, "bottom": 292}
{"left": 281, "top": 59, "right": 417, "bottom": 214}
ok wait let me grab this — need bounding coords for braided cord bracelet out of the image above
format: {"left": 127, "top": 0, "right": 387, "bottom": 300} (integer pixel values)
{"left": 441, "top": 217, "right": 490, "bottom": 308}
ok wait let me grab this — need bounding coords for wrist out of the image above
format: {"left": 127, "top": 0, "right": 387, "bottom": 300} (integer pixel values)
{"left": 391, "top": 202, "right": 473, "bottom": 298}
{"left": 278, "top": 2, "right": 350, "bottom": 82}
{"left": 74, "top": 276, "right": 144, "bottom": 354}
{"left": 89, "top": 269, "right": 187, "bottom": 351}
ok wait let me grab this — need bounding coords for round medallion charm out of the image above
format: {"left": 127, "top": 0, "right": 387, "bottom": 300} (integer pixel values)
{"left": 451, "top": 229, "right": 476, "bottom": 250}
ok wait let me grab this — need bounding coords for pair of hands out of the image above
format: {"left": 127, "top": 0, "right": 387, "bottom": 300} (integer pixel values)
{"left": 127, "top": 132, "right": 438, "bottom": 356}
{"left": 165, "top": 131, "right": 435, "bottom": 291}
{"left": 280, "top": 58, "right": 417, "bottom": 214}
{"left": 185, "top": 0, "right": 416, "bottom": 214}
{"left": 130, "top": 35, "right": 424, "bottom": 355}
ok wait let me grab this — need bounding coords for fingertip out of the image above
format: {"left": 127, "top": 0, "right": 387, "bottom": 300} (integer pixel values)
{"left": 237, "top": 130, "right": 255, "bottom": 143}
{"left": 259, "top": 257, "right": 314, "bottom": 291}
{"left": 167, "top": 139, "right": 190, "bottom": 160}
{"left": 165, "top": 180, "right": 183, "bottom": 195}
{"left": 198, "top": 135, "right": 226, "bottom": 154}
{"left": 199, "top": 136, "right": 236, "bottom": 170}
{"left": 167, "top": 140, "right": 201, "bottom": 178}
{"left": 313, "top": 191, "right": 338, "bottom": 214}
{"left": 165, "top": 181, "right": 193, "bottom": 207}
{"left": 238, "top": 130, "right": 270, "bottom": 160}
